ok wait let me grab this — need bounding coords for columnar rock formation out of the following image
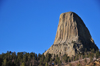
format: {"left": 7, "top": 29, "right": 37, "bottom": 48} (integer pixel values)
{"left": 44, "top": 12, "right": 98, "bottom": 56}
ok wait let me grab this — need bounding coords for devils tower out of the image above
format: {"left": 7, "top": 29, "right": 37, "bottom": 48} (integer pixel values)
{"left": 44, "top": 12, "right": 98, "bottom": 56}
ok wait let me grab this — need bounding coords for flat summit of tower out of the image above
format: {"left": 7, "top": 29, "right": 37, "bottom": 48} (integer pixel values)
{"left": 44, "top": 12, "right": 98, "bottom": 56}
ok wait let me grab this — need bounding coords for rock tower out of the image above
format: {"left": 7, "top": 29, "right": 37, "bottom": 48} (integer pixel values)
{"left": 44, "top": 12, "right": 98, "bottom": 56}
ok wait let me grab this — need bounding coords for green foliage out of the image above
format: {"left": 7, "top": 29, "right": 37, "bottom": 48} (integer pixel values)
{"left": 69, "top": 63, "right": 72, "bottom": 66}
{"left": 2, "top": 59, "right": 7, "bottom": 66}
{"left": 96, "top": 50, "right": 100, "bottom": 58}
{"left": 89, "top": 53, "right": 94, "bottom": 62}
{"left": 93, "top": 63, "right": 96, "bottom": 66}
{"left": 77, "top": 63, "right": 81, "bottom": 66}
{"left": 30, "top": 63, "right": 32, "bottom": 66}
{"left": 0, "top": 51, "right": 39, "bottom": 66}
{"left": 72, "top": 40, "right": 75, "bottom": 43}
{"left": 58, "top": 62, "right": 61, "bottom": 66}
{"left": 17, "top": 52, "right": 23, "bottom": 62}
{"left": 45, "top": 62, "right": 48, "bottom": 66}
{"left": 41, "top": 54, "right": 45, "bottom": 62}
{"left": 62, "top": 54, "right": 69, "bottom": 62}
{"left": 0, "top": 49, "right": 100, "bottom": 66}
{"left": 54, "top": 55, "right": 61, "bottom": 65}
{"left": 39, "top": 62, "right": 42, "bottom": 66}
{"left": 91, "top": 49, "right": 95, "bottom": 53}
{"left": 21, "top": 62, "right": 26, "bottom": 66}
{"left": 74, "top": 55, "right": 78, "bottom": 61}
{"left": 30, "top": 52, "right": 35, "bottom": 57}
{"left": 0, "top": 57, "right": 3, "bottom": 66}
{"left": 44, "top": 53, "right": 51, "bottom": 62}
{"left": 37, "top": 53, "right": 41, "bottom": 60}
{"left": 11, "top": 52, "right": 16, "bottom": 58}
{"left": 84, "top": 59, "right": 87, "bottom": 64}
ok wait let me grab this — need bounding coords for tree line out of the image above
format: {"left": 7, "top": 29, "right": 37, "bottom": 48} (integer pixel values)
{"left": 0, "top": 49, "right": 100, "bottom": 66}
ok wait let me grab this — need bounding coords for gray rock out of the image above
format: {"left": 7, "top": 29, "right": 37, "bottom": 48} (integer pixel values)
{"left": 44, "top": 12, "right": 98, "bottom": 56}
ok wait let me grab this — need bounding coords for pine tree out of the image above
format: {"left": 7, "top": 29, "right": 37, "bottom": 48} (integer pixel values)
{"left": 96, "top": 50, "right": 100, "bottom": 58}
{"left": 77, "top": 63, "right": 81, "bottom": 66}
{"left": 62, "top": 54, "right": 69, "bottom": 62}
{"left": 84, "top": 59, "right": 87, "bottom": 64}
{"left": 2, "top": 59, "right": 7, "bottom": 66}
{"left": 45, "top": 62, "right": 48, "bottom": 66}
{"left": 44, "top": 53, "right": 51, "bottom": 63}
{"left": 39, "top": 62, "right": 42, "bottom": 66}
{"left": 30, "top": 63, "right": 32, "bottom": 66}
{"left": 69, "top": 63, "right": 72, "bottom": 66}
{"left": 20, "top": 62, "right": 26, "bottom": 66}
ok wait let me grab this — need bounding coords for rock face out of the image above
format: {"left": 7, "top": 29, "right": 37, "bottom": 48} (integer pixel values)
{"left": 44, "top": 12, "right": 98, "bottom": 56}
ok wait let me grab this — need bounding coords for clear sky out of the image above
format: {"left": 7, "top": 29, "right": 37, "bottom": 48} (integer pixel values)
{"left": 0, "top": 0, "right": 100, "bottom": 54}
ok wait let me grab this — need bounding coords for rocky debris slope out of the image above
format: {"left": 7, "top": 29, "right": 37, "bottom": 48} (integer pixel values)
{"left": 86, "top": 58, "right": 100, "bottom": 66}
{"left": 44, "top": 12, "right": 98, "bottom": 56}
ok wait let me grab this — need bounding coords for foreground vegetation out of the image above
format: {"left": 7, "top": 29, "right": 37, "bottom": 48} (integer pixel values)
{"left": 0, "top": 49, "right": 100, "bottom": 66}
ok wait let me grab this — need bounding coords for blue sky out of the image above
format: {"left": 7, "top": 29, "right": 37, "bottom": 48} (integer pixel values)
{"left": 0, "top": 0, "right": 100, "bottom": 54}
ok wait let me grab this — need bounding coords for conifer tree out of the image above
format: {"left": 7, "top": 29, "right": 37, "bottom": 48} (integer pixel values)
{"left": 69, "top": 63, "right": 72, "bottom": 66}
{"left": 45, "top": 62, "right": 48, "bottom": 66}
{"left": 84, "top": 59, "right": 87, "bottom": 64}
{"left": 2, "top": 59, "right": 7, "bottom": 66}
{"left": 96, "top": 50, "right": 100, "bottom": 58}
{"left": 20, "top": 62, "right": 26, "bottom": 66}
